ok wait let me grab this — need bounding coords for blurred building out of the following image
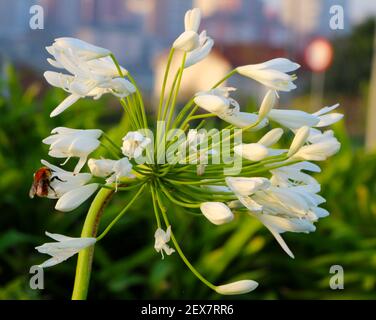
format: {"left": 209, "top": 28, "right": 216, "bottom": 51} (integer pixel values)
{"left": 0, "top": 0, "right": 367, "bottom": 95}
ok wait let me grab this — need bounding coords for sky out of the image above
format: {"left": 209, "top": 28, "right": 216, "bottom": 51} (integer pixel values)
{"left": 263, "top": 0, "right": 376, "bottom": 24}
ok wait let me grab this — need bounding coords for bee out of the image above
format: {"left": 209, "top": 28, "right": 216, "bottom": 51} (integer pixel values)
{"left": 29, "top": 167, "right": 65, "bottom": 198}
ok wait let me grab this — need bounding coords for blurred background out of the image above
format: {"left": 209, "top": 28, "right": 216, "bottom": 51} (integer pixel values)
{"left": 1, "top": 0, "right": 376, "bottom": 300}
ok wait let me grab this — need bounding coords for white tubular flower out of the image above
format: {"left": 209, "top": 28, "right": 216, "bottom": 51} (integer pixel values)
{"left": 42, "top": 127, "right": 102, "bottom": 174}
{"left": 226, "top": 174, "right": 328, "bottom": 257}
{"left": 291, "top": 130, "right": 341, "bottom": 161}
{"left": 250, "top": 212, "right": 314, "bottom": 259}
{"left": 200, "top": 202, "right": 234, "bottom": 225}
{"left": 234, "top": 142, "right": 285, "bottom": 162}
{"left": 236, "top": 58, "right": 300, "bottom": 92}
{"left": 173, "top": 8, "right": 201, "bottom": 52}
{"left": 55, "top": 183, "right": 99, "bottom": 212}
{"left": 313, "top": 103, "right": 343, "bottom": 127}
{"left": 226, "top": 177, "right": 270, "bottom": 212}
{"left": 185, "top": 31, "right": 214, "bottom": 68}
{"left": 287, "top": 125, "right": 310, "bottom": 157}
{"left": 40, "top": 159, "right": 99, "bottom": 212}
{"left": 251, "top": 185, "right": 327, "bottom": 257}
{"left": 35, "top": 232, "right": 96, "bottom": 268}
{"left": 234, "top": 127, "right": 286, "bottom": 162}
{"left": 105, "top": 157, "right": 133, "bottom": 186}
{"left": 154, "top": 226, "right": 175, "bottom": 259}
{"left": 270, "top": 161, "right": 321, "bottom": 191}
{"left": 258, "top": 90, "right": 277, "bottom": 121}
{"left": 45, "top": 38, "right": 133, "bottom": 117}
{"left": 215, "top": 280, "right": 259, "bottom": 295}
{"left": 268, "top": 109, "right": 320, "bottom": 130}
{"left": 47, "top": 37, "right": 111, "bottom": 60}
{"left": 41, "top": 159, "right": 92, "bottom": 199}
{"left": 268, "top": 103, "right": 342, "bottom": 131}
{"left": 121, "top": 131, "right": 151, "bottom": 159}
{"left": 257, "top": 128, "right": 284, "bottom": 147}
{"left": 88, "top": 158, "right": 117, "bottom": 178}
{"left": 234, "top": 143, "right": 269, "bottom": 162}
{"left": 194, "top": 88, "right": 268, "bottom": 130}
{"left": 221, "top": 112, "right": 268, "bottom": 130}
{"left": 88, "top": 157, "right": 133, "bottom": 189}
{"left": 194, "top": 87, "right": 239, "bottom": 116}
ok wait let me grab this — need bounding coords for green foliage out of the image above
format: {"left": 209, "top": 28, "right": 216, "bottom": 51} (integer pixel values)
{"left": 326, "top": 18, "right": 375, "bottom": 95}
{"left": 0, "top": 65, "right": 375, "bottom": 300}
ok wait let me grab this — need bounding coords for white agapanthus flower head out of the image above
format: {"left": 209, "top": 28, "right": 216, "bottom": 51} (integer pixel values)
{"left": 43, "top": 127, "right": 102, "bottom": 174}
{"left": 121, "top": 131, "right": 151, "bottom": 159}
{"left": 36, "top": 232, "right": 96, "bottom": 268}
{"left": 33, "top": 7, "right": 343, "bottom": 298}
{"left": 154, "top": 226, "right": 175, "bottom": 259}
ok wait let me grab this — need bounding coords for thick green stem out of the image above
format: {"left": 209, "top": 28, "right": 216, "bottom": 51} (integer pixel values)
{"left": 71, "top": 188, "right": 114, "bottom": 300}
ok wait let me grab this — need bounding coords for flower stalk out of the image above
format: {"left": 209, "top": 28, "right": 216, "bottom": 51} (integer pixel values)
{"left": 71, "top": 187, "right": 114, "bottom": 300}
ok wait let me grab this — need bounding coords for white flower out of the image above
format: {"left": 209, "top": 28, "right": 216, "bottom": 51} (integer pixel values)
{"left": 55, "top": 183, "right": 99, "bottom": 212}
{"left": 226, "top": 177, "right": 270, "bottom": 212}
{"left": 270, "top": 161, "right": 321, "bottom": 192}
{"left": 250, "top": 212, "right": 314, "bottom": 258}
{"left": 236, "top": 58, "right": 300, "bottom": 91}
{"left": 234, "top": 143, "right": 269, "bottom": 162}
{"left": 215, "top": 280, "right": 259, "bottom": 295}
{"left": 200, "top": 202, "right": 234, "bottom": 225}
{"left": 173, "top": 8, "right": 201, "bottom": 52}
{"left": 313, "top": 103, "right": 343, "bottom": 127}
{"left": 257, "top": 89, "right": 277, "bottom": 121}
{"left": 287, "top": 125, "right": 310, "bottom": 157}
{"left": 40, "top": 159, "right": 98, "bottom": 212}
{"left": 268, "top": 103, "right": 343, "bottom": 131}
{"left": 234, "top": 128, "right": 286, "bottom": 162}
{"left": 35, "top": 231, "right": 96, "bottom": 268}
{"left": 121, "top": 131, "right": 151, "bottom": 159}
{"left": 88, "top": 158, "right": 117, "bottom": 178}
{"left": 185, "top": 31, "right": 214, "bottom": 68}
{"left": 227, "top": 175, "right": 328, "bottom": 258}
{"left": 105, "top": 157, "right": 133, "bottom": 185}
{"left": 221, "top": 112, "right": 268, "bottom": 130}
{"left": 291, "top": 130, "right": 341, "bottom": 161}
{"left": 257, "top": 128, "right": 284, "bottom": 147}
{"left": 154, "top": 226, "right": 175, "bottom": 259}
{"left": 40, "top": 159, "right": 92, "bottom": 199}
{"left": 42, "top": 127, "right": 102, "bottom": 174}
{"left": 268, "top": 109, "right": 320, "bottom": 130}
{"left": 194, "top": 87, "right": 239, "bottom": 116}
{"left": 88, "top": 157, "right": 133, "bottom": 189}
{"left": 45, "top": 38, "right": 134, "bottom": 117}
{"left": 47, "top": 37, "right": 111, "bottom": 60}
{"left": 194, "top": 87, "right": 268, "bottom": 130}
